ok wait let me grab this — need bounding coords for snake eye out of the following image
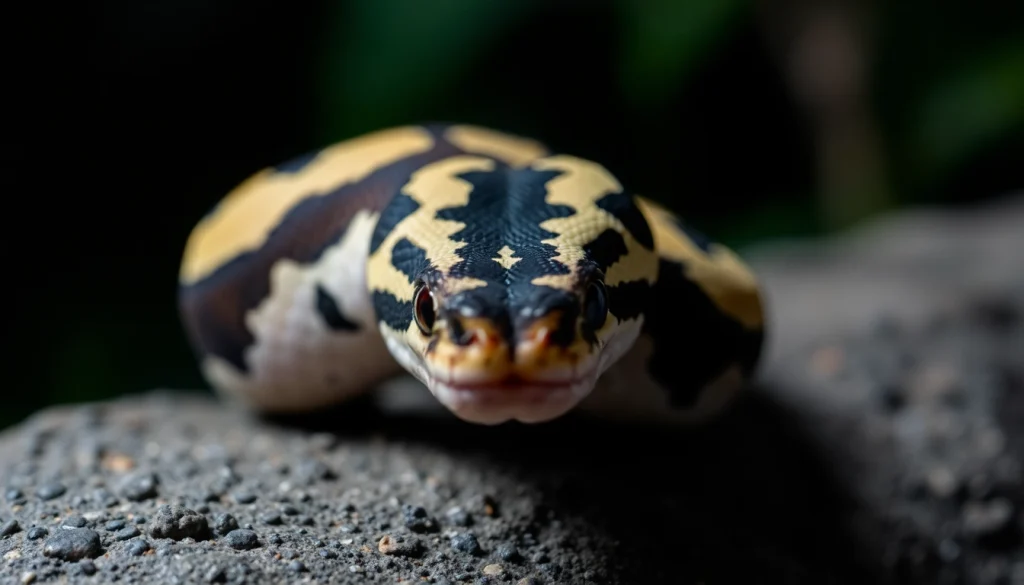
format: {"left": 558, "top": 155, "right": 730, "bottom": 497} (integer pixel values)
{"left": 583, "top": 281, "right": 608, "bottom": 330}
{"left": 412, "top": 282, "right": 436, "bottom": 335}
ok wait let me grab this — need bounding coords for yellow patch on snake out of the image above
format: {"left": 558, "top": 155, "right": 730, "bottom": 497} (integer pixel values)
{"left": 444, "top": 125, "right": 548, "bottom": 168}
{"left": 635, "top": 197, "right": 763, "bottom": 329}
{"left": 202, "top": 211, "right": 399, "bottom": 411}
{"left": 366, "top": 156, "right": 500, "bottom": 301}
{"left": 529, "top": 156, "right": 658, "bottom": 290}
{"left": 180, "top": 126, "right": 435, "bottom": 285}
{"left": 492, "top": 245, "right": 521, "bottom": 270}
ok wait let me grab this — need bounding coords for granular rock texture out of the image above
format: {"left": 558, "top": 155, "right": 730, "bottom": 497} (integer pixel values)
{"left": 1, "top": 194, "right": 1022, "bottom": 584}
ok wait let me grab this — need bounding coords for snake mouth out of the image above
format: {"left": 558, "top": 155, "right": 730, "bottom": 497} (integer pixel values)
{"left": 425, "top": 368, "right": 599, "bottom": 425}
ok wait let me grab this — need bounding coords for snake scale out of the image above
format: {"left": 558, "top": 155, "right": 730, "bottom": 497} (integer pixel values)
{"left": 178, "top": 124, "right": 766, "bottom": 425}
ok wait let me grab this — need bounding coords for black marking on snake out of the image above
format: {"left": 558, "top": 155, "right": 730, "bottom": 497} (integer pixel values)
{"left": 391, "top": 237, "right": 431, "bottom": 282}
{"left": 179, "top": 135, "right": 464, "bottom": 374}
{"left": 643, "top": 258, "right": 763, "bottom": 408}
{"left": 273, "top": 149, "right": 321, "bottom": 174}
{"left": 370, "top": 193, "right": 420, "bottom": 255}
{"left": 372, "top": 291, "right": 414, "bottom": 332}
{"left": 582, "top": 229, "right": 629, "bottom": 273}
{"left": 433, "top": 166, "right": 581, "bottom": 345}
{"left": 594, "top": 192, "right": 654, "bottom": 250}
{"left": 314, "top": 284, "right": 360, "bottom": 332}
{"left": 605, "top": 279, "right": 650, "bottom": 322}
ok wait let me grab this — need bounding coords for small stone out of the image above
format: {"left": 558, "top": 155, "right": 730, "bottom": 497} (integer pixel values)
{"left": 294, "top": 459, "right": 335, "bottom": 484}
{"left": 115, "top": 526, "right": 141, "bottom": 540}
{"left": 516, "top": 579, "right": 541, "bottom": 585}
{"left": 1, "top": 519, "right": 21, "bottom": 537}
{"left": 446, "top": 507, "right": 472, "bottom": 527}
{"left": 496, "top": 544, "right": 522, "bottom": 562}
{"left": 120, "top": 472, "right": 159, "bottom": 501}
{"left": 20, "top": 572, "right": 36, "bottom": 584}
{"left": 259, "top": 512, "right": 283, "bottom": 526}
{"left": 5, "top": 488, "right": 24, "bottom": 503}
{"left": 149, "top": 504, "right": 210, "bottom": 541}
{"left": 450, "top": 533, "right": 482, "bottom": 555}
{"left": 280, "top": 504, "right": 300, "bottom": 516}
{"left": 42, "top": 528, "right": 103, "bottom": 561}
{"left": 62, "top": 515, "right": 87, "bottom": 529}
{"left": 268, "top": 534, "right": 283, "bottom": 545}
{"left": 318, "top": 549, "right": 337, "bottom": 559}
{"left": 403, "top": 504, "right": 438, "bottom": 533}
{"left": 78, "top": 560, "right": 97, "bottom": 576}
{"left": 378, "top": 534, "right": 423, "bottom": 557}
{"left": 482, "top": 564, "right": 503, "bottom": 576}
{"left": 223, "top": 529, "right": 259, "bottom": 550}
{"left": 26, "top": 527, "right": 47, "bottom": 540}
{"left": 232, "top": 491, "right": 257, "bottom": 504}
{"left": 128, "top": 539, "right": 150, "bottom": 556}
{"left": 288, "top": 560, "right": 306, "bottom": 573}
{"left": 105, "top": 519, "right": 126, "bottom": 531}
{"left": 35, "top": 482, "right": 66, "bottom": 500}
{"left": 212, "top": 513, "right": 239, "bottom": 536}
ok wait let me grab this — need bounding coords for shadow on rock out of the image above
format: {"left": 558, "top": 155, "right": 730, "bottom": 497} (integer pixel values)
{"left": 265, "top": 385, "right": 891, "bottom": 585}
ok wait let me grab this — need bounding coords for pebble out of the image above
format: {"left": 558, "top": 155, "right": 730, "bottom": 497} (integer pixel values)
{"left": 212, "top": 512, "right": 239, "bottom": 536}
{"left": 232, "top": 491, "right": 257, "bottom": 504}
{"left": 105, "top": 519, "right": 126, "bottom": 531}
{"left": 20, "top": 572, "right": 35, "bottom": 584}
{"left": 79, "top": 560, "right": 97, "bottom": 576}
{"left": 450, "top": 533, "right": 482, "bottom": 555}
{"left": 288, "top": 560, "right": 306, "bottom": 573}
{"left": 1, "top": 519, "right": 21, "bottom": 537}
{"left": 62, "top": 515, "right": 87, "bottom": 528}
{"left": 378, "top": 534, "right": 423, "bottom": 557}
{"left": 115, "top": 526, "right": 142, "bottom": 540}
{"left": 120, "top": 471, "right": 159, "bottom": 501}
{"left": 5, "top": 488, "right": 24, "bottom": 502}
{"left": 26, "top": 527, "right": 47, "bottom": 540}
{"left": 35, "top": 482, "right": 66, "bottom": 500}
{"left": 148, "top": 504, "right": 209, "bottom": 540}
{"left": 128, "top": 539, "right": 151, "bottom": 556}
{"left": 446, "top": 506, "right": 472, "bottom": 527}
{"left": 223, "top": 529, "right": 260, "bottom": 550}
{"left": 403, "top": 504, "right": 438, "bottom": 533}
{"left": 496, "top": 544, "right": 522, "bottom": 562}
{"left": 259, "top": 512, "right": 283, "bottom": 525}
{"left": 42, "top": 528, "right": 103, "bottom": 561}
{"left": 482, "top": 564, "right": 503, "bottom": 576}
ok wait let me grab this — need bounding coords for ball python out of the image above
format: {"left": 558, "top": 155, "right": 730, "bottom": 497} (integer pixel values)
{"left": 178, "top": 124, "right": 766, "bottom": 425}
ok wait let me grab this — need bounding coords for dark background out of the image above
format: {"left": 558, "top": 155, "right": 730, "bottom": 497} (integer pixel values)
{"left": 5, "top": 0, "right": 1022, "bottom": 431}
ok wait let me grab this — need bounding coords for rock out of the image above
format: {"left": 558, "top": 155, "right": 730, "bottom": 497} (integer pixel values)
{"left": 0, "top": 195, "right": 1021, "bottom": 584}
{"left": 148, "top": 504, "right": 210, "bottom": 541}
{"left": 41, "top": 528, "right": 102, "bottom": 561}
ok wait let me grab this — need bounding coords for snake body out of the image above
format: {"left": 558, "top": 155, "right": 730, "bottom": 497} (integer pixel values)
{"left": 178, "top": 124, "right": 766, "bottom": 425}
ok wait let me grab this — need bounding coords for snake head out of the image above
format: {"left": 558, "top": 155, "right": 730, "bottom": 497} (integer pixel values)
{"left": 367, "top": 154, "right": 658, "bottom": 424}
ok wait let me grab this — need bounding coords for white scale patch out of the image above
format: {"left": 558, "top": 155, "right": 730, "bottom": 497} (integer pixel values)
{"left": 202, "top": 210, "right": 402, "bottom": 412}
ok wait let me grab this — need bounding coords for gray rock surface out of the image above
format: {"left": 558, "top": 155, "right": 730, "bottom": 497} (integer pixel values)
{"left": 1, "top": 194, "right": 1022, "bottom": 584}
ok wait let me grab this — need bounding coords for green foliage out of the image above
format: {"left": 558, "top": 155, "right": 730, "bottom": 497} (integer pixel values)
{"left": 614, "top": 0, "right": 749, "bottom": 105}
{"left": 907, "top": 42, "right": 1024, "bottom": 192}
{"left": 314, "top": 0, "right": 539, "bottom": 141}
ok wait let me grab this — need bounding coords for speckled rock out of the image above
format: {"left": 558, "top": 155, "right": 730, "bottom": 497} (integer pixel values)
{"left": 0, "top": 195, "right": 1021, "bottom": 584}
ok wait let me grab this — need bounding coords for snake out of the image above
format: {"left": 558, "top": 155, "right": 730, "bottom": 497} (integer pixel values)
{"left": 177, "top": 124, "right": 766, "bottom": 425}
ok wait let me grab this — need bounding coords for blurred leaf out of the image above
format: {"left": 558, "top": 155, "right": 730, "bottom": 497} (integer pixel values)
{"left": 315, "top": 0, "right": 539, "bottom": 142}
{"left": 909, "top": 41, "right": 1024, "bottom": 186}
{"left": 615, "top": 0, "right": 749, "bottom": 105}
